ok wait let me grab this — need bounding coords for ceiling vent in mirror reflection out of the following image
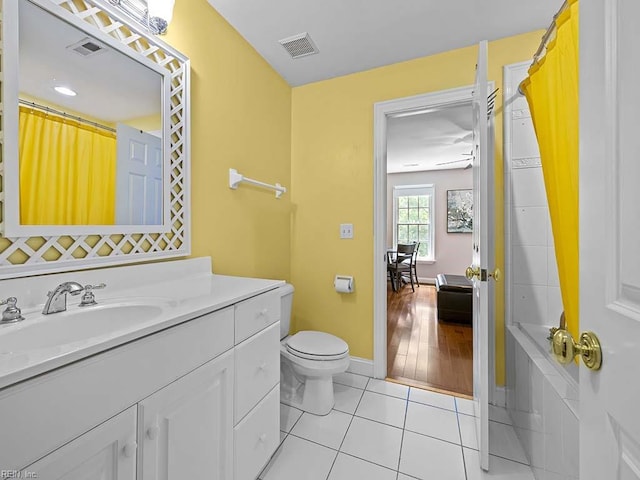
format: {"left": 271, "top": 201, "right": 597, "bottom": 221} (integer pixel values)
{"left": 66, "top": 37, "right": 106, "bottom": 57}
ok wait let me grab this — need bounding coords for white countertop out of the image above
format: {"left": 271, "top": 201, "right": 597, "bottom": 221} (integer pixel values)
{"left": 0, "top": 258, "right": 284, "bottom": 390}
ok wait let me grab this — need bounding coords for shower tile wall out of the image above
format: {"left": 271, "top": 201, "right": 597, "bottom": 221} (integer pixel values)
{"left": 504, "top": 62, "right": 579, "bottom": 480}
{"left": 505, "top": 64, "right": 562, "bottom": 329}
{"left": 506, "top": 329, "right": 579, "bottom": 480}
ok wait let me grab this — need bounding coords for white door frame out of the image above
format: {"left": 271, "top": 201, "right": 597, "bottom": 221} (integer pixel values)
{"left": 373, "top": 85, "right": 496, "bottom": 401}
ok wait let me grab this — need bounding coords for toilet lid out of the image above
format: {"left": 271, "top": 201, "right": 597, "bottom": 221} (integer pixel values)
{"left": 286, "top": 331, "right": 349, "bottom": 359}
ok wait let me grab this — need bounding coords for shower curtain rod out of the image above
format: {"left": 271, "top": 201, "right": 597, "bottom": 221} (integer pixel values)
{"left": 531, "top": 0, "right": 569, "bottom": 63}
{"left": 517, "top": 0, "right": 569, "bottom": 95}
{"left": 18, "top": 99, "right": 117, "bottom": 133}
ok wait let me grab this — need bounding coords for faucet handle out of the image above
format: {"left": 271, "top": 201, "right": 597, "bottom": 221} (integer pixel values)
{"left": 79, "top": 283, "right": 107, "bottom": 307}
{"left": 0, "top": 297, "right": 25, "bottom": 323}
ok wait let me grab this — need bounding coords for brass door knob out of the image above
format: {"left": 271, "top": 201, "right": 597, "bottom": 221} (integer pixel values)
{"left": 488, "top": 268, "right": 501, "bottom": 282}
{"left": 551, "top": 329, "right": 602, "bottom": 370}
{"left": 465, "top": 266, "right": 480, "bottom": 280}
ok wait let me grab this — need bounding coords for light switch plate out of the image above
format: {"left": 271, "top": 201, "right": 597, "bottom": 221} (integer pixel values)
{"left": 340, "top": 224, "right": 354, "bottom": 239}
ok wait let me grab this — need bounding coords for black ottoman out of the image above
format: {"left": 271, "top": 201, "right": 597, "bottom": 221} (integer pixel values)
{"left": 435, "top": 274, "right": 473, "bottom": 324}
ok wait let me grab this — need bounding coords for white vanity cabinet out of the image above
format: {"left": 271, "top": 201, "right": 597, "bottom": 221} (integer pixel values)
{"left": 233, "top": 289, "right": 282, "bottom": 480}
{"left": 138, "top": 350, "right": 234, "bottom": 480}
{"left": 1, "top": 283, "right": 282, "bottom": 480}
{"left": 22, "top": 407, "right": 138, "bottom": 480}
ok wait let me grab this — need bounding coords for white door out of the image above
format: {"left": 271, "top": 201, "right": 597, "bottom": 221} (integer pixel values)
{"left": 580, "top": 1, "right": 640, "bottom": 478}
{"left": 115, "top": 124, "right": 163, "bottom": 225}
{"left": 138, "top": 351, "right": 234, "bottom": 480}
{"left": 23, "top": 407, "right": 137, "bottom": 480}
{"left": 469, "top": 40, "right": 494, "bottom": 472}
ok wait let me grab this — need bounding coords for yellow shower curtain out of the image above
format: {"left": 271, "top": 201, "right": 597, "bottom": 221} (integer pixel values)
{"left": 19, "top": 107, "right": 117, "bottom": 225}
{"left": 521, "top": 0, "right": 579, "bottom": 338}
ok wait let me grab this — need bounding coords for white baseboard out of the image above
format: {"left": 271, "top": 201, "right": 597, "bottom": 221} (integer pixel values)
{"left": 347, "top": 357, "right": 374, "bottom": 377}
{"left": 491, "top": 386, "right": 507, "bottom": 408}
{"left": 419, "top": 277, "right": 436, "bottom": 285}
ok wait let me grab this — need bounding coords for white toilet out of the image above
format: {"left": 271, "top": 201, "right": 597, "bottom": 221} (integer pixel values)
{"left": 279, "top": 284, "right": 350, "bottom": 415}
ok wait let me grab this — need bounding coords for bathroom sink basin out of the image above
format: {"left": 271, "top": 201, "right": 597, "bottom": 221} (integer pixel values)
{"left": 0, "top": 301, "right": 166, "bottom": 353}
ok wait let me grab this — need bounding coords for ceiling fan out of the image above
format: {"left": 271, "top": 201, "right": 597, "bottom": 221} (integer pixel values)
{"left": 435, "top": 150, "right": 473, "bottom": 167}
{"left": 435, "top": 159, "right": 473, "bottom": 171}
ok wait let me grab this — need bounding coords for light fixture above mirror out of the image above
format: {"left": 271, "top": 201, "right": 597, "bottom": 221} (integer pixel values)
{"left": 107, "top": 0, "right": 175, "bottom": 35}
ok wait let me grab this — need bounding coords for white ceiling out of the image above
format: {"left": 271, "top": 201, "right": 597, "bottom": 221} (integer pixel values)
{"left": 387, "top": 104, "right": 473, "bottom": 173}
{"left": 19, "top": 0, "right": 161, "bottom": 123}
{"left": 206, "top": 0, "right": 562, "bottom": 86}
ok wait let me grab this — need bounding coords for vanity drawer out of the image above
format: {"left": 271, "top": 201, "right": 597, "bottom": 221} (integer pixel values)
{"left": 234, "top": 290, "right": 280, "bottom": 344}
{"left": 235, "top": 322, "right": 280, "bottom": 423}
{"left": 234, "top": 385, "right": 279, "bottom": 480}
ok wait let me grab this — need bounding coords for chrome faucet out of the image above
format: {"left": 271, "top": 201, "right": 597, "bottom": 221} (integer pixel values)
{"left": 42, "top": 282, "right": 85, "bottom": 315}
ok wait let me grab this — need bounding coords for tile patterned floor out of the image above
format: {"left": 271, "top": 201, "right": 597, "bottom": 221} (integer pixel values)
{"left": 260, "top": 373, "right": 534, "bottom": 480}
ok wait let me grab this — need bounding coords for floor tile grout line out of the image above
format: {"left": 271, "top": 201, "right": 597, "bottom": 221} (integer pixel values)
{"left": 363, "top": 387, "right": 410, "bottom": 401}
{"left": 350, "top": 411, "right": 408, "bottom": 432}
{"left": 406, "top": 396, "right": 458, "bottom": 413}
{"left": 403, "top": 425, "right": 464, "bottom": 448}
{"left": 338, "top": 387, "right": 366, "bottom": 451}
{"left": 286, "top": 409, "right": 304, "bottom": 436}
{"left": 285, "top": 428, "right": 406, "bottom": 474}
{"left": 486, "top": 451, "right": 531, "bottom": 467}
{"left": 339, "top": 450, "right": 400, "bottom": 475}
{"left": 326, "top": 384, "right": 367, "bottom": 478}
{"left": 275, "top": 379, "right": 533, "bottom": 479}
{"left": 456, "top": 410, "right": 469, "bottom": 480}
{"left": 331, "top": 384, "right": 403, "bottom": 477}
{"left": 396, "top": 397, "right": 409, "bottom": 473}
{"left": 343, "top": 383, "right": 410, "bottom": 473}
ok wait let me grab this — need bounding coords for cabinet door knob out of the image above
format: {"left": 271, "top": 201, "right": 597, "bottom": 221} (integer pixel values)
{"left": 146, "top": 425, "right": 159, "bottom": 440}
{"left": 258, "top": 362, "right": 267, "bottom": 371}
{"left": 122, "top": 442, "right": 137, "bottom": 458}
{"left": 259, "top": 433, "right": 267, "bottom": 443}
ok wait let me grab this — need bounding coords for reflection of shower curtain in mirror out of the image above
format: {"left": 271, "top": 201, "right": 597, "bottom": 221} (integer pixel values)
{"left": 521, "top": 0, "right": 579, "bottom": 338}
{"left": 18, "top": 107, "right": 117, "bottom": 225}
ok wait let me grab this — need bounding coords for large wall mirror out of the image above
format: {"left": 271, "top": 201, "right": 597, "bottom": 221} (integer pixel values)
{"left": 1, "top": 0, "right": 190, "bottom": 277}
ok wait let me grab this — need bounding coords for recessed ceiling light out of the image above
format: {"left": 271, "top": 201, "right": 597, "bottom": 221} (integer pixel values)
{"left": 54, "top": 86, "right": 77, "bottom": 96}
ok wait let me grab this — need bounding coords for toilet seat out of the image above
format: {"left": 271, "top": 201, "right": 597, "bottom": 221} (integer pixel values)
{"left": 286, "top": 331, "right": 349, "bottom": 361}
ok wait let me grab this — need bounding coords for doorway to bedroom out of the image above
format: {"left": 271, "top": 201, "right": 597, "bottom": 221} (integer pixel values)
{"left": 375, "top": 90, "right": 475, "bottom": 397}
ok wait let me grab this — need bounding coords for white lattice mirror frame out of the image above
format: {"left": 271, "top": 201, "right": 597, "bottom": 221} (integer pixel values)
{"left": 0, "top": 0, "right": 191, "bottom": 279}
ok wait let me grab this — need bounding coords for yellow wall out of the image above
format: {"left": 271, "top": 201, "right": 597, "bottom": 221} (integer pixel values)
{"left": 164, "top": 0, "right": 292, "bottom": 281}
{"left": 290, "top": 31, "right": 543, "bottom": 385}
{"left": 124, "top": 114, "right": 162, "bottom": 132}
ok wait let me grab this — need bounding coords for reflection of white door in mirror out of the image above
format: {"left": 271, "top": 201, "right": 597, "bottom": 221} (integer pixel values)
{"left": 115, "top": 124, "right": 163, "bottom": 225}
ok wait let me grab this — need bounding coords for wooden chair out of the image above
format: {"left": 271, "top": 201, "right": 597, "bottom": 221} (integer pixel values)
{"left": 404, "top": 242, "right": 420, "bottom": 288}
{"left": 387, "top": 243, "right": 417, "bottom": 292}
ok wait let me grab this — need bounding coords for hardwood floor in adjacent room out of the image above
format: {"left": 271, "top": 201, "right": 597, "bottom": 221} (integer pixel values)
{"left": 387, "top": 283, "right": 473, "bottom": 397}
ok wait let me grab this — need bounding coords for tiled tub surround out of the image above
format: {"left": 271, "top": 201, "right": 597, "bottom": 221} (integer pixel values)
{"left": 265, "top": 373, "right": 535, "bottom": 480}
{"left": 506, "top": 325, "right": 579, "bottom": 480}
{"left": 504, "top": 63, "right": 578, "bottom": 480}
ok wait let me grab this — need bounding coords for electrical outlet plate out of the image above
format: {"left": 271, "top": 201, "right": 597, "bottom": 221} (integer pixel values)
{"left": 340, "top": 224, "right": 354, "bottom": 239}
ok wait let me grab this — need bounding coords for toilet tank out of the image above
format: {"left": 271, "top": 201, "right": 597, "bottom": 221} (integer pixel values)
{"left": 278, "top": 283, "right": 295, "bottom": 340}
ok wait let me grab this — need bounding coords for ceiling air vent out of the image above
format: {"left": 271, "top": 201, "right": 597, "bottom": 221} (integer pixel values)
{"left": 66, "top": 37, "right": 106, "bottom": 57}
{"left": 279, "top": 32, "right": 319, "bottom": 59}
